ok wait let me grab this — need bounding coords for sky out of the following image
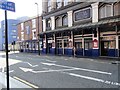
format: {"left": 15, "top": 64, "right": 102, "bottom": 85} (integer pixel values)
{"left": 0, "top": 0, "right": 42, "bottom": 21}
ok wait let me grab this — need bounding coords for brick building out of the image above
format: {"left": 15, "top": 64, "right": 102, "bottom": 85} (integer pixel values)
{"left": 17, "top": 16, "right": 42, "bottom": 53}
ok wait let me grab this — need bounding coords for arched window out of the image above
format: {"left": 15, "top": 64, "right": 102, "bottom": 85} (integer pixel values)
{"left": 114, "top": 2, "right": 120, "bottom": 16}
{"left": 63, "top": 15, "right": 68, "bottom": 26}
{"left": 55, "top": 17, "right": 62, "bottom": 27}
{"left": 99, "top": 4, "right": 113, "bottom": 19}
{"left": 46, "top": 19, "right": 51, "bottom": 28}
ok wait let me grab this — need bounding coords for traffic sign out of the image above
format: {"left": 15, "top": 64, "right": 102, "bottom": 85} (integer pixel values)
{"left": 0, "top": 1, "right": 15, "bottom": 12}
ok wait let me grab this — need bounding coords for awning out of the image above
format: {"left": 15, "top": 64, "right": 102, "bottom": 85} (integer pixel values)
{"left": 40, "top": 17, "right": 120, "bottom": 35}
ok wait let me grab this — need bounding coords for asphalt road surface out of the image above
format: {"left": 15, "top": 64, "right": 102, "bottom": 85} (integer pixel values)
{"left": 1, "top": 52, "right": 120, "bottom": 89}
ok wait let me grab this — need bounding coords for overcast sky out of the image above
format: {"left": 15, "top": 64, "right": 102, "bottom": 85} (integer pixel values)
{"left": 0, "top": 0, "right": 42, "bottom": 21}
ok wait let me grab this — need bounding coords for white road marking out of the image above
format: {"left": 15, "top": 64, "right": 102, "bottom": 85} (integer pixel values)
{"left": 41, "top": 62, "right": 112, "bottom": 75}
{"left": 19, "top": 67, "right": 33, "bottom": 72}
{"left": 13, "top": 76, "right": 39, "bottom": 88}
{"left": 41, "top": 62, "right": 55, "bottom": 66}
{"left": 41, "top": 59, "right": 56, "bottom": 63}
{"left": 62, "top": 72, "right": 120, "bottom": 86}
{"left": 9, "top": 70, "right": 14, "bottom": 73}
{"left": 19, "top": 67, "right": 79, "bottom": 73}
{"left": 22, "top": 62, "right": 38, "bottom": 67}
{"left": 31, "top": 68, "right": 78, "bottom": 73}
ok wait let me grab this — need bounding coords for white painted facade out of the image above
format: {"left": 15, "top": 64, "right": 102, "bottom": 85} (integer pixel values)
{"left": 43, "top": 19, "right": 46, "bottom": 32}
{"left": 51, "top": 16, "right": 55, "bottom": 30}
{"left": 67, "top": 11, "right": 73, "bottom": 27}
{"left": 91, "top": 2, "right": 99, "bottom": 23}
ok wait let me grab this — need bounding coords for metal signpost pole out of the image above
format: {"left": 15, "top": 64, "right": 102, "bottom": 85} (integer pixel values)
{"left": 5, "top": 10, "right": 9, "bottom": 90}
{"left": 0, "top": 1, "right": 15, "bottom": 89}
{"left": 35, "top": 3, "right": 40, "bottom": 55}
{"left": 38, "top": 13, "right": 40, "bottom": 55}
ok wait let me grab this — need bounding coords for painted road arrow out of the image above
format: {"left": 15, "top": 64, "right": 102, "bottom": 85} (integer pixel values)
{"left": 19, "top": 67, "right": 33, "bottom": 72}
{"left": 41, "top": 62, "right": 112, "bottom": 75}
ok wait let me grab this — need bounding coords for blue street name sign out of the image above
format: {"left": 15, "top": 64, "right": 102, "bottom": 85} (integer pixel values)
{"left": 0, "top": 1, "right": 15, "bottom": 12}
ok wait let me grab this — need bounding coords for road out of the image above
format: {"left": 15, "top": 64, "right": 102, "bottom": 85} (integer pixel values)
{"left": 0, "top": 52, "right": 120, "bottom": 88}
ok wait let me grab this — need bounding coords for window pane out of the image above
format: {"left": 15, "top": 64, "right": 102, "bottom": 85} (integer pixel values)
{"left": 64, "top": 0, "right": 68, "bottom": 6}
{"left": 99, "top": 6, "right": 105, "bottom": 18}
{"left": 106, "top": 5, "right": 112, "bottom": 17}
{"left": 47, "top": 19, "right": 51, "bottom": 27}
{"left": 63, "top": 16, "right": 68, "bottom": 26}
{"left": 56, "top": 17, "right": 62, "bottom": 27}
{"left": 32, "top": 19, "right": 36, "bottom": 28}
{"left": 85, "top": 42, "right": 89, "bottom": 50}
{"left": 57, "top": 0, "right": 62, "bottom": 8}
{"left": 114, "top": 3, "right": 120, "bottom": 16}
{"left": 21, "top": 23, "right": 24, "bottom": 30}
{"left": 48, "top": 0, "right": 51, "bottom": 12}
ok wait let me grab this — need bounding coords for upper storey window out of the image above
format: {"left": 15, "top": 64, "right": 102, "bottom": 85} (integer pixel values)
{"left": 21, "top": 23, "right": 24, "bottom": 31}
{"left": 63, "top": 15, "right": 68, "bottom": 26}
{"left": 114, "top": 2, "right": 120, "bottom": 16}
{"left": 56, "top": 0, "right": 62, "bottom": 9}
{"left": 64, "top": 0, "right": 68, "bottom": 6}
{"left": 75, "top": 0, "right": 80, "bottom": 2}
{"left": 48, "top": 0, "right": 51, "bottom": 12}
{"left": 56, "top": 17, "right": 62, "bottom": 27}
{"left": 47, "top": 19, "right": 51, "bottom": 27}
{"left": 32, "top": 19, "right": 36, "bottom": 28}
{"left": 99, "top": 4, "right": 113, "bottom": 19}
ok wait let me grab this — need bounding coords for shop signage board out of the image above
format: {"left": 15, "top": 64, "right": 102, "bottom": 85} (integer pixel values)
{"left": 74, "top": 8, "right": 91, "bottom": 21}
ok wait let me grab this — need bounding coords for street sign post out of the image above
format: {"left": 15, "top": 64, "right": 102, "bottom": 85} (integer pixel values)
{"left": 0, "top": 1, "right": 15, "bottom": 90}
{"left": 0, "top": 1, "right": 15, "bottom": 12}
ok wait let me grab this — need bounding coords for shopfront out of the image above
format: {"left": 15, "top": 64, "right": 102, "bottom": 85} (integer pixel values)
{"left": 74, "top": 30, "right": 83, "bottom": 56}
{"left": 83, "top": 29, "right": 93, "bottom": 57}
{"left": 100, "top": 36, "right": 116, "bottom": 57}
{"left": 47, "top": 39, "right": 53, "bottom": 54}
{"left": 74, "top": 39, "right": 83, "bottom": 56}
{"left": 84, "top": 38, "right": 93, "bottom": 56}
{"left": 99, "top": 25, "right": 117, "bottom": 57}
{"left": 56, "top": 39, "right": 63, "bottom": 55}
{"left": 118, "top": 36, "right": 120, "bottom": 57}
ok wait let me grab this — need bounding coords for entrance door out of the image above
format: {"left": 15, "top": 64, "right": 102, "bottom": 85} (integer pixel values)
{"left": 47, "top": 43, "right": 52, "bottom": 54}
{"left": 101, "top": 41, "right": 108, "bottom": 56}
{"left": 75, "top": 42, "right": 82, "bottom": 56}
{"left": 56, "top": 39, "right": 62, "bottom": 55}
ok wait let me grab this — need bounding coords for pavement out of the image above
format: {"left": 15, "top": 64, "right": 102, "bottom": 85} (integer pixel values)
{"left": 0, "top": 51, "right": 31, "bottom": 89}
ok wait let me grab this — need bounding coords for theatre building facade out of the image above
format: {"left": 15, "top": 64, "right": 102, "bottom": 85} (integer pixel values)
{"left": 41, "top": 1, "right": 120, "bottom": 58}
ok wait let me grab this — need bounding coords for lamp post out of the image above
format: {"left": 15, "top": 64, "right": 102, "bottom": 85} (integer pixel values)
{"left": 35, "top": 2, "right": 40, "bottom": 55}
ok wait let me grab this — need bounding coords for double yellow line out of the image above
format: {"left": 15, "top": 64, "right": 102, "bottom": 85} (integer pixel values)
{"left": 13, "top": 76, "right": 39, "bottom": 89}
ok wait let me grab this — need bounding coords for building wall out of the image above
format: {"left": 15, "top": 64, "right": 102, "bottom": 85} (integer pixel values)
{"left": 41, "top": 1, "right": 120, "bottom": 57}
{"left": 17, "top": 16, "right": 43, "bottom": 52}
{"left": 0, "top": 28, "right": 2, "bottom": 50}
{"left": 0, "top": 19, "right": 20, "bottom": 50}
